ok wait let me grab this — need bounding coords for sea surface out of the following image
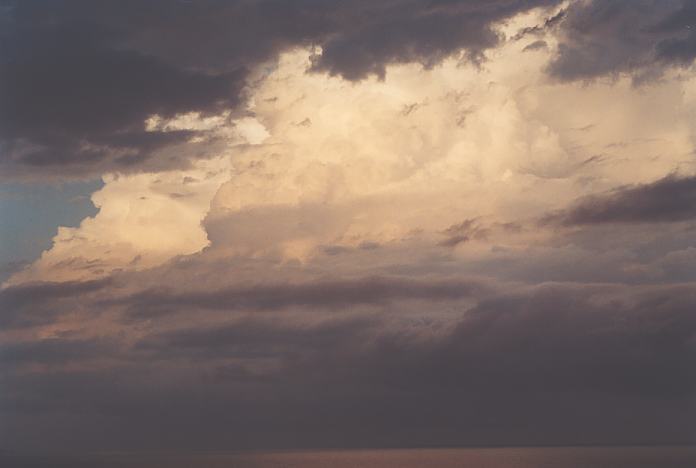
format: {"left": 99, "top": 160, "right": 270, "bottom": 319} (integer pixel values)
{"left": 2, "top": 446, "right": 695, "bottom": 468}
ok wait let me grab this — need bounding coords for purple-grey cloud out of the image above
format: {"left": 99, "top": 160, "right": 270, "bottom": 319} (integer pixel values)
{"left": 544, "top": 174, "right": 696, "bottom": 226}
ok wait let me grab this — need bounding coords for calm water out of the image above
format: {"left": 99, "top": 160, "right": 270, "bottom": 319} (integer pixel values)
{"left": 3, "top": 447, "right": 696, "bottom": 468}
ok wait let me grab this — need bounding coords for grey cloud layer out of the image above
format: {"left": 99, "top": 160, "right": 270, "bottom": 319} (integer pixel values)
{"left": 113, "top": 276, "right": 491, "bottom": 319}
{"left": 546, "top": 174, "right": 696, "bottom": 225}
{"left": 0, "top": 278, "right": 111, "bottom": 327}
{"left": 548, "top": 0, "right": 696, "bottom": 81}
{"left": 2, "top": 277, "right": 694, "bottom": 450}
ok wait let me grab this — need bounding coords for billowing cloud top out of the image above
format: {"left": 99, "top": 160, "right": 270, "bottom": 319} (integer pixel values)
{"left": 1, "top": 0, "right": 696, "bottom": 454}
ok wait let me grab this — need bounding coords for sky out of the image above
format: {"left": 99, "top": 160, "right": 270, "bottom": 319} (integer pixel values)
{"left": 1, "top": 0, "right": 696, "bottom": 453}
{"left": 0, "top": 179, "right": 102, "bottom": 282}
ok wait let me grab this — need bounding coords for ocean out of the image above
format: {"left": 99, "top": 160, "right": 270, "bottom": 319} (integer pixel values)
{"left": 2, "top": 446, "right": 695, "bottom": 468}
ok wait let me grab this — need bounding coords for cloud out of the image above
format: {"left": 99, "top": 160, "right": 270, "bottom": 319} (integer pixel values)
{"left": 6, "top": 1, "right": 696, "bottom": 454}
{"left": 438, "top": 218, "right": 490, "bottom": 247}
{"left": 0, "top": 278, "right": 111, "bottom": 328}
{"left": 546, "top": 0, "right": 696, "bottom": 82}
{"left": 0, "top": 337, "right": 116, "bottom": 366}
{"left": 201, "top": 47, "right": 581, "bottom": 262}
{"left": 14, "top": 30, "right": 696, "bottom": 284}
{"left": 0, "top": 0, "right": 562, "bottom": 179}
{"left": 307, "top": 0, "right": 561, "bottom": 80}
{"left": 136, "top": 315, "right": 378, "bottom": 359}
{"left": 7, "top": 155, "right": 234, "bottom": 284}
{"left": 546, "top": 174, "right": 696, "bottom": 225}
{"left": 6, "top": 0, "right": 696, "bottom": 176}
{"left": 113, "top": 276, "right": 492, "bottom": 319}
{"left": 0, "top": 10, "right": 245, "bottom": 178}
{"left": 2, "top": 279, "right": 695, "bottom": 450}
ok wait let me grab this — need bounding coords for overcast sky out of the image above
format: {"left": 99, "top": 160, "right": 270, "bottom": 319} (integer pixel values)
{"left": 1, "top": 0, "right": 696, "bottom": 452}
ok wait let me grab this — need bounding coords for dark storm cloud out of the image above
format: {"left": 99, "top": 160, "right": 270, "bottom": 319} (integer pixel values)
{"left": 137, "top": 282, "right": 696, "bottom": 399}
{"left": 513, "top": 7, "right": 566, "bottom": 40}
{"left": 0, "top": 5, "right": 245, "bottom": 177}
{"left": 0, "top": 337, "right": 116, "bottom": 366}
{"left": 438, "top": 218, "right": 489, "bottom": 247}
{"left": 115, "top": 276, "right": 490, "bottom": 319}
{"left": 545, "top": 174, "right": 696, "bottom": 225}
{"left": 2, "top": 281, "right": 695, "bottom": 450}
{"left": 654, "top": 1, "right": 696, "bottom": 64}
{"left": 548, "top": 0, "right": 696, "bottom": 81}
{"left": 136, "top": 316, "right": 377, "bottom": 360}
{"left": 307, "top": 0, "right": 561, "bottom": 80}
{"left": 523, "top": 39, "right": 548, "bottom": 51}
{"left": 0, "top": 278, "right": 111, "bottom": 327}
{"left": 0, "top": 0, "right": 561, "bottom": 178}
{"left": 450, "top": 283, "right": 696, "bottom": 397}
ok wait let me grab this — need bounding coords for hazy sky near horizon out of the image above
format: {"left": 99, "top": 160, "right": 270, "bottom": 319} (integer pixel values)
{"left": 1, "top": 0, "right": 696, "bottom": 452}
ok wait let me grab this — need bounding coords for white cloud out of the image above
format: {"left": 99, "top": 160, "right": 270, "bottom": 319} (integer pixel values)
{"left": 11, "top": 17, "right": 696, "bottom": 283}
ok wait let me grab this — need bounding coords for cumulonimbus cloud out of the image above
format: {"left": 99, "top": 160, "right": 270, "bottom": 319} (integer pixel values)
{"left": 4, "top": 0, "right": 696, "bottom": 455}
